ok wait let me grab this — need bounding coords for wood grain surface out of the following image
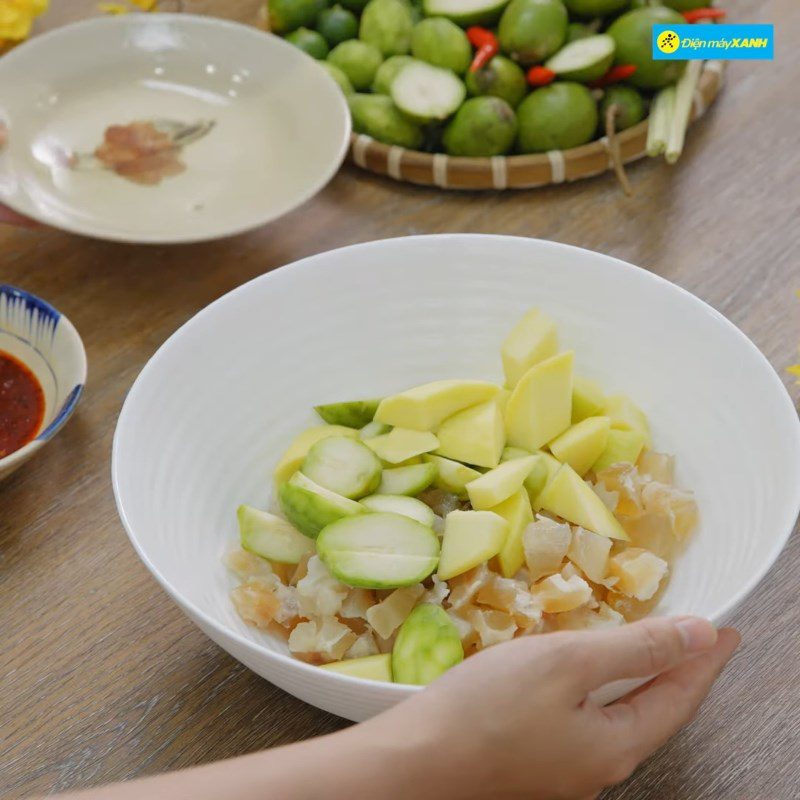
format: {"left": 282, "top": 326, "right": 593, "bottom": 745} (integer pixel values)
{"left": 1, "top": 1, "right": 798, "bottom": 797}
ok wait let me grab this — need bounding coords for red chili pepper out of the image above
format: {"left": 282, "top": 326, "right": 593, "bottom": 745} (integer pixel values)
{"left": 588, "top": 64, "right": 637, "bottom": 88}
{"left": 526, "top": 66, "right": 556, "bottom": 87}
{"left": 466, "top": 26, "right": 499, "bottom": 72}
{"left": 682, "top": 7, "right": 726, "bottom": 22}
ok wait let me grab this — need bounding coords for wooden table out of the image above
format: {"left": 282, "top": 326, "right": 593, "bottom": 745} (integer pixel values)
{"left": 1, "top": 1, "right": 798, "bottom": 797}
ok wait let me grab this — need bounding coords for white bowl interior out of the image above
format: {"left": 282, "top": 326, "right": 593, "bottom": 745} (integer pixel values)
{"left": 0, "top": 15, "right": 349, "bottom": 243}
{"left": 113, "top": 235, "right": 800, "bottom": 720}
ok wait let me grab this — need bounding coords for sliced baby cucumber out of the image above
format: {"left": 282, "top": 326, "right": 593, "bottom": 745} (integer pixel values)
{"left": 316, "top": 512, "right": 440, "bottom": 589}
{"left": 301, "top": 436, "right": 382, "bottom": 499}
{"left": 422, "top": 0, "right": 511, "bottom": 26}
{"left": 238, "top": 504, "right": 315, "bottom": 564}
{"left": 315, "top": 398, "right": 382, "bottom": 428}
{"left": 392, "top": 604, "right": 464, "bottom": 685}
{"left": 544, "top": 34, "right": 615, "bottom": 83}
{"left": 279, "top": 472, "right": 364, "bottom": 539}
{"left": 320, "top": 653, "right": 393, "bottom": 682}
{"left": 391, "top": 60, "right": 466, "bottom": 122}
{"left": 273, "top": 425, "right": 360, "bottom": 487}
{"left": 361, "top": 494, "right": 436, "bottom": 526}
{"left": 377, "top": 462, "right": 437, "bottom": 495}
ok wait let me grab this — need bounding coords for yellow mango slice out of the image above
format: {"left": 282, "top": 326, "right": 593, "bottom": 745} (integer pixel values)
{"left": 502, "top": 447, "right": 561, "bottom": 509}
{"left": 549, "top": 416, "right": 611, "bottom": 477}
{"left": 435, "top": 399, "right": 505, "bottom": 469}
{"left": 424, "top": 454, "right": 482, "bottom": 499}
{"left": 501, "top": 308, "right": 559, "bottom": 389}
{"left": 364, "top": 428, "right": 439, "bottom": 464}
{"left": 437, "top": 510, "right": 509, "bottom": 580}
{"left": 374, "top": 380, "right": 502, "bottom": 431}
{"left": 592, "top": 429, "right": 646, "bottom": 473}
{"left": 505, "top": 351, "right": 574, "bottom": 452}
{"left": 537, "top": 463, "right": 629, "bottom": 541}
{"left": 320, "top": 653, "right": 393, "bottom": 682}
{"left": 492, "top": 488, "right": 534, "bottom": 578}
{"left": 605, "top": 395, "right": 652, "bottom": 447}
{"left": 572, "top": 376, "right": 605, "bottom": 423}
{"left": 273, "top": 425, "right": 359, "bottom": 486}
{"left": 466, "top": 455, "right": 539, "bottom": 510}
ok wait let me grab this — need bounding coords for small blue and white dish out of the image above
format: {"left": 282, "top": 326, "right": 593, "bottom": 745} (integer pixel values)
{"left": 0, "top": 285, "right": 86, "bottom": 480}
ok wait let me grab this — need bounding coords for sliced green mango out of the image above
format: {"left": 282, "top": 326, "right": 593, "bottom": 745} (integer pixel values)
{"left": 572, "top": 376, "right": 606, "bottom": 423}
{"left": 591, "top": 428, "right": 646, "bottom": 473}
{"left": 392, "top": 604, "right": 464, "bottom": 685}
{"left": 537, "top": 463, "right": 629, "bottom": 541}
{"left": 374, "top": 379, "right": 501, "bottom": 431}
{"left": 424, "top": 454, "right": 482, "bottom": 499}
{"left": 237, "top": 505, "right": 314, "bottom": 564}
{"left": 315, "top": 398, "right": 382, "bottom": 428}
{"left": 466, "top": 455, "right": 539, "bottom": 509}
{"left": 604, "top": 394, "right": 652, "bottom": 447}
{"left": 279, "top": 472, "right": 364, "bottom": 539}
{"left": 501, "top": 308, "right": 559, "bottom": 389}
{"left": 492, "top": 487, "right": 534, "bottom": 578}
{"left": 364, "top": 428, "right": 440, "bottom": 464}
{"left": 436, "top": 399, "right": 505, "bottom": 469}
{"left": 359, "top": 420, "right": 392, "bottom": 440}
{"left": 437, "top": 509, "right": 508, "bottom": 580}
{"left": 548, "top": 416, "right": 611, "bottom": 477}
{"left": 321, "top": 653, "right": 393, "bottom": 682}
{"left": 505, "top": 351, "right": 574, "bottom": 452}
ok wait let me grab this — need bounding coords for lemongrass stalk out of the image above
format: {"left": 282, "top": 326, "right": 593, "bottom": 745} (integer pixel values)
{"left": 646, "top": 87, "right": 675, "bottom": 157}
{"left": 666, "top": 60, "right": 703, "bottom": 164}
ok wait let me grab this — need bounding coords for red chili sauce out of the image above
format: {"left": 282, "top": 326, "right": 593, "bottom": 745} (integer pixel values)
{"left": 0, "top": 351, "right": 45, "bottom": 458}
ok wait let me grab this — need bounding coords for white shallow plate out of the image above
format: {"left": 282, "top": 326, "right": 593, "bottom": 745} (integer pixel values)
{"left": 0, "top": 15, "right": 350, "bottom": 243}
{"left": 112, "top": 235, "right": 800, "bottom": 721}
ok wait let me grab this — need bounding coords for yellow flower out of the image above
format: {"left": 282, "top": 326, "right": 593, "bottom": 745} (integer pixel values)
{"left": 0, "top": 0, "right": 48, "bottom": 42}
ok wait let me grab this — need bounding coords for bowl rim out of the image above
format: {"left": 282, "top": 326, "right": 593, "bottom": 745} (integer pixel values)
{"left": 111, "top": 233, "right": 800, "bottom": 692}
{"left": 0, "top": 13, "right": 352, "bottom": 244}
{"left": 0, "top": 284, "right": 87, "bottom": 473}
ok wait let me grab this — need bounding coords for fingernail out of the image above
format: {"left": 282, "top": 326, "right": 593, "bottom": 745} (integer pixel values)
{"left": 676, "top": 617, "right": 718, "bottom": 652}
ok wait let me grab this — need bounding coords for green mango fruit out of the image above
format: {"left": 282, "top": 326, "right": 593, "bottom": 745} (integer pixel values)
{"left": 320, "top": 61, "right": 355, "bottom": 94}
{"left": 359, "top": 0, "right": 414, "bottom": 56}
{"left": 465, "top": 55, "right": 528, "bottom": 107}
{"left": 607, "top": 6, "right": 687, "bottom": 89}
{"left": 411, "top": 17, "right": 472, "bottom": 74}
{"left": 516, "top": 82, "right": 598, "bottom": 152}
{"left": 317, "top": 4, "right": 359, "bottom": 46}
{"left": 563, "top": 0, "right": 631, "bottom": 17}
{"left": 443, "top": 96, "right": 518, "bottom": 156}
{"left": 348, "top": 94, "right": 425, "bottom": 148}
{"left": 328, "top": 39, "right": 384, "bottom": 90}
{"left": 498, "top": 0, "right": 568, "bottom": 65}
{"left": 600, "top": 84, "right": 646, "bottom": 131}
{"left": 279, "top": 472, "right": 365, "bottom": 539}
{"left": 269, "top": 0, "right": 326, "bottom": 34}
{"left": 285, "top": 27, "right": 330, "bottom": 59}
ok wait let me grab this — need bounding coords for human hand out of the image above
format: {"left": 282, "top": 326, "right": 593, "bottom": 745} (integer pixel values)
{"left": 359, "top": 617, "right": 739, "bottom": 800}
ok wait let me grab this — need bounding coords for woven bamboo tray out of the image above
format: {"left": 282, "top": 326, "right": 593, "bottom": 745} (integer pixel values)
{"left": 349, "top": 60, "right": 726, "bottom": 190}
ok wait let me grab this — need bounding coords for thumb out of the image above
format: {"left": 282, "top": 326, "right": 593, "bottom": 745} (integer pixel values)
{"left": 571, "top": 616, "right": 718, "bottom": 691}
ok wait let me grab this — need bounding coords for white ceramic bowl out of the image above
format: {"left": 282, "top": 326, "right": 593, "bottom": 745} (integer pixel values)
{"left": 0, "top": 14, "right": 350, "bottom": 243}
{"left": 0, "top": 285, "right": 86, "bottom": 480}
{"left": 112, "top": 235, "right": 800, "bottom": 721}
